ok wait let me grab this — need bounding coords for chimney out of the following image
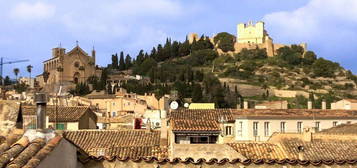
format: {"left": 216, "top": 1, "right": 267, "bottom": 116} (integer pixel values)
{"left": 302, "top": 127, "right": 314, "bottom": 142}
{"left": 307, "top": 101, "right": 312, "bottom": 109}
{"left": 297, "top": 146, "right": 305, "bottom": 160}
{"left": 243, "top": 101, "right": 248, "bottom": 109}
{"left": 322, "top": 100, "right": 326, "bottom": 110}
{"left": 34, "top": 93, "right": 47, "bottom": 130}
{"left": 146, "top": 118, "right": 152, "bottom": 132}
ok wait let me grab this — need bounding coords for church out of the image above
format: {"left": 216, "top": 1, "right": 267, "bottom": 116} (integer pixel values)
{"left": 37, "top": 44, "right": 100, "bottom": 89}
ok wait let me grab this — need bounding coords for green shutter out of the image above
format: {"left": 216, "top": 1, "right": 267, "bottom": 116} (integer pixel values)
{"left": 56, "top": 123, "right": 65, "bottom": 130}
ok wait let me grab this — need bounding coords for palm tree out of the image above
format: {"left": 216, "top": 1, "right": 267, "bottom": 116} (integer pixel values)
{"left": 27, "top": 65, "right": 33, "bottom": 86}
{"left": 13, "top": 68, "right": 19, "bottom": 83}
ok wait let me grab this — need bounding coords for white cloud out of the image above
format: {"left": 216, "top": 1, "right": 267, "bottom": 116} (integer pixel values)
{"left": 10, "top": 2, "right": 55, "bottom": 20}
{"left": 263, "top": 0, "right": 357, "bottom": 41}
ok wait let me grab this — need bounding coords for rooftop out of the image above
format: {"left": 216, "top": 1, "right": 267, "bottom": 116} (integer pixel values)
{"left": 22, "top": 106, "right": 95, "bottom": 122}
{"left": 170, "top": 109, "right": 234, "bottom": 122}
{"left": 63, "top": 130, "right": 167, "bottom": 158}
{"left": 0, "top": 130, "right": 61, "bottom": 168}
{"left": 171, "top": 119, "right": 220, "bottom": 132}
{"left": 320, "top": 123, "right": 357, "bottom": 134}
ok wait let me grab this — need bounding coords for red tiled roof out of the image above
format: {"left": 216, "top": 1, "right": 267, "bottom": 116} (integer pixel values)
{"left": 280, "top": 138, "right": 357, "bottom": 160}
{"left": 320, "top": 123, "right": 357, "bottom": 134}
{"left": 170, "top": 109, "right": 234, "bottom": 121}
{"left": 0, "top": 135, "right": 62, "bottom": 168}
{"left": 22, "top": 106, "right": 95, "bottom": 122}
{"left": 228, "top": 143, "right": 286, "bottom": 160}
{"left": 63, "top": 130, "right": 167, "bottom": 158}
{"left": 171, "top": 119, "right": 220, "bottom": 132}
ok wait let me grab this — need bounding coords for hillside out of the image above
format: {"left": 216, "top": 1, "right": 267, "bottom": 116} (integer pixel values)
{"left": 86, "top": 32, "right": 357, "bottom": 109}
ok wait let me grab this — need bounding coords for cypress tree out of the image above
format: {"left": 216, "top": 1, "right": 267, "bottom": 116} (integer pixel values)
{"left": 118, "top": 51, "right": 125, "bottom": 70}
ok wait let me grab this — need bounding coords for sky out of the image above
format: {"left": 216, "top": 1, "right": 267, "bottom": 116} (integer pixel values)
{"left": 0, "top": 0, "right": 357, "bottom": 78}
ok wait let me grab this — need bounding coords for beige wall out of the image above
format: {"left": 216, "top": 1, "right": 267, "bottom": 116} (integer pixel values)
{"left": 237, "top": 21, "right": 265, "bottom": 44}
{"left": 78, "top": 96, "right": 147, "bottom": 116}
{"left": 331, "top": 99, "right": 357, "bottom": 110}
{"left": 234, "top": 118, "right": 357, "bottom": 141}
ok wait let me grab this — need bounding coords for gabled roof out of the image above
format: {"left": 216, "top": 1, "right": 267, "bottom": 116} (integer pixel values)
{"left": 170, "top": 109, "right": 234, "bottom": 122}
{"left": 228, "top": 143, "right": 286, "bottom": 160}
{"left": 21, "top": 106, "right": 94, "bottom": 122}
{"left": 63, "top": 130, "right": 167, "bottom": 158}
{"left": 320, "top": 123, "right": 357, "bottom": 134}
{"left": 279, "top": 138, "right": 357, "bottom": 160}
{"left": 66, "top": 45, "right": 89, "bottom": 56}
{"left": 0, "top": 132, "right": 62, "bottom": 168}
{"left": 171, "top": 119, "right": 220, "bottom": 132}
{"left": 343, "top": 99, "right": 357, "bottom": 103}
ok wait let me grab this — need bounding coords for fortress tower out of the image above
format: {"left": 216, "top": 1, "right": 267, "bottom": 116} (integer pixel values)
{"left": 237, "top": 21, "right": 268, "bottom": 44}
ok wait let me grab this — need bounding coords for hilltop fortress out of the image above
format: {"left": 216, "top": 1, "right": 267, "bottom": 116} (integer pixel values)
{"left": 188, "top": 21, "right": 307, "bottom": 57}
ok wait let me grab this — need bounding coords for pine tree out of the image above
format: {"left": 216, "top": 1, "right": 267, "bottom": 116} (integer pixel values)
{"left": 118, "top": 51, "right": 125, "bottom": 70}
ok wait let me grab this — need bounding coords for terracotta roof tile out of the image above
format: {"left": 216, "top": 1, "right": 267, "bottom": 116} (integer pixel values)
{"left": 280, "top": 138, "right": 357, "bottom": 160}
{"left": 228, "top": 143, "right": 286, "bottom": 160}
{"left": 22, "top": 106, "right": 95, "bottom": 122}
{"left": 320, "top": 123, "right": 357, "bottom": 134}
{"left": 171, "top": 119, "right": 220, "bottom": 132}
{"left": 0, "top": 134, "right": 62, "bottom": 168}
{"left": 63, "top": 130, "right": 167, "bottom": 158}
{"left": 170, "top": 109, "right": 234, "bottom": 121}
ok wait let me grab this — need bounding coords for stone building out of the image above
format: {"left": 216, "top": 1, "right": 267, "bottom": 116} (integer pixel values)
{"left": 234, "top": 21, "right": 307, "bottom": 57}
{"left": 189, "top": 21, "right": 307, "bottom": 57}
{"left": 331, "top": 99, "right": 357, "bottom": 110}
{"left": 39, "top": 44, "right": 99, "bottom": 88}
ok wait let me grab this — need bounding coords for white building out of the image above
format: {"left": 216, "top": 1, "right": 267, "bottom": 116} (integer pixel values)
{"left": 233, "top": 109, "right": 357, "bottom": 141}
{"left": 331, "top": 99, "right": 357, "bottom": 110}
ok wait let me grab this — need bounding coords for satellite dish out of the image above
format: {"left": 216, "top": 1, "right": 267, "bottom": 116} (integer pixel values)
{"left": 184, "top": 103, "right": 189, "bottom": 108}
{"left": 170, "top": 101, "right": 179, "bottom": 110}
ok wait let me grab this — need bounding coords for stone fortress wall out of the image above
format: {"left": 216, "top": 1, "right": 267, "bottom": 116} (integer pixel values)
{"left": 188, "top": 21, "right": 307, "bottom": 57}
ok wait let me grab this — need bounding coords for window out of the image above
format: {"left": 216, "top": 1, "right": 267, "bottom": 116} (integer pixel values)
{"left": 280, "top": 122, "right": 286, "bottom": 133}
{"left": 225, "top": 126, "right": 232, "bottom": 136}
{"left": 315, "top": 122, "right": 320, "bottom": 132}
{"left": 297, "top": 122, "right": 303, "bottom": 133}
{"left": 333, "top": 121, "right": 338, "bottom": 127}
{"left": 253, "top": 122, "right": 258, "bottom": 137}
{"left": 112, "top": 112, "right": 116, "bottom": 117}
{"left": 264, "top": 122, "right": 270, "bottom": 137}
{"left": 74, "top": 62, "right": 80, "bottom": 68}
{"left": 237, "top": 121, "right": 243, "bottom": 137}
{"left": 56, "top": 123, "right": 65, "bottom": 130}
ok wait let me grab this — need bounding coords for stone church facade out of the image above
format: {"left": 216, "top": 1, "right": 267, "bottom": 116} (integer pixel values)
{"left": 40, "top": 45, "right": 98, "bottom": 87}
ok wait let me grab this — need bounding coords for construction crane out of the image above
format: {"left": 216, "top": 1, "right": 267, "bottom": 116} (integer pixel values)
{"left": 0, "top": 57, "right": 29, "bottom": 86}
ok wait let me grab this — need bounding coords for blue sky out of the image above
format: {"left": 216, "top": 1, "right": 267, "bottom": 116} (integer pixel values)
{"left": 0, "top": 0, "right": 357, "bottom": 78}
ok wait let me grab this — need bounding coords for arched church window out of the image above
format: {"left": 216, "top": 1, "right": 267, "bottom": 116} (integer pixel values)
{"left": 74, "top": 62, "right": 80, "bottom": 68}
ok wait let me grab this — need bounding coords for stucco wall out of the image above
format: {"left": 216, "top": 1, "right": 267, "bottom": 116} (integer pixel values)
{"left": 235, "top": 118, "right": 357, "bottom": 141}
